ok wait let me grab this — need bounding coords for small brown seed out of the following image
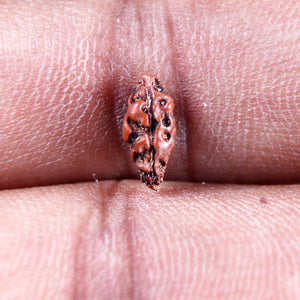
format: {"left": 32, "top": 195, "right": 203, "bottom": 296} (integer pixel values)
{"left": 122, "top": 75, "right": 176, "bottom": 191}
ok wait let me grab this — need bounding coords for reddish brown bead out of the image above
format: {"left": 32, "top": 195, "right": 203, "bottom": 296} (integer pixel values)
{"left": 122, "top": 75, "right": 176, "bottom": 191}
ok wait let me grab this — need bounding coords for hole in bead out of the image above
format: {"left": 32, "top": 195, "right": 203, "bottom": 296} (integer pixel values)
{"left": 131, "top": 95, "right": 141, "bottom": 103}
{"left": 159, "top": 160, "right": 166, "bottom": 167}
{"left": 163, "top": 132, "right": 171, "bottom": 141}
{"left": 142, "top": 106, "right": 148, "bottom": 113}
{"left": 159, "top": 99, "right": 167, "bottom": 106}
{"left": 162, "top": 116, "right": 171, "bottom": 127}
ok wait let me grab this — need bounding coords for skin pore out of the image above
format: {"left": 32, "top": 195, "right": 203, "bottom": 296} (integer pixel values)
{"left": 0, "top": 0, "right": 300, "bottom": 298}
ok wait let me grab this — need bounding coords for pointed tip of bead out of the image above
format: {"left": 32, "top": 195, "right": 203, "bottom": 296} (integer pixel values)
{"left": 152, "top": 184, "right": 161, "bottom": 192}
{"left": 146, "top": 182, "right": 161, "bottom": 192}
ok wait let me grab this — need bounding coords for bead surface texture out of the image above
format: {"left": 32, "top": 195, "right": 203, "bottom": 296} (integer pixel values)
{"left": 122, "top": 75, "right": 176, "bottom": 191}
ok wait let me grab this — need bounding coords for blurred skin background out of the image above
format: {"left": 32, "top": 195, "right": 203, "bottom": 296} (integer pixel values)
{"left": 0, "top": 0, "right": 300, "bottom": 299}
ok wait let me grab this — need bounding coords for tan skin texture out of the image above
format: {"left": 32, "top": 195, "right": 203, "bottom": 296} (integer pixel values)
{"left": 0, "top": 0, "right": 300, "bottom": 299}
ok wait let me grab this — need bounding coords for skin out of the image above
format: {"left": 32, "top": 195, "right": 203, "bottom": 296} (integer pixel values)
{"left": 0, "top": 0, "right": 300, "bottom": 299}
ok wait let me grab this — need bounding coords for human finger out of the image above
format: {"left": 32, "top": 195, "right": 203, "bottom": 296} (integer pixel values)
{"left": 0, "top": 181, "right": 299, "bottom": 299}
{"left": 1, "top": 0, "right": 300, "bottom": 189}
